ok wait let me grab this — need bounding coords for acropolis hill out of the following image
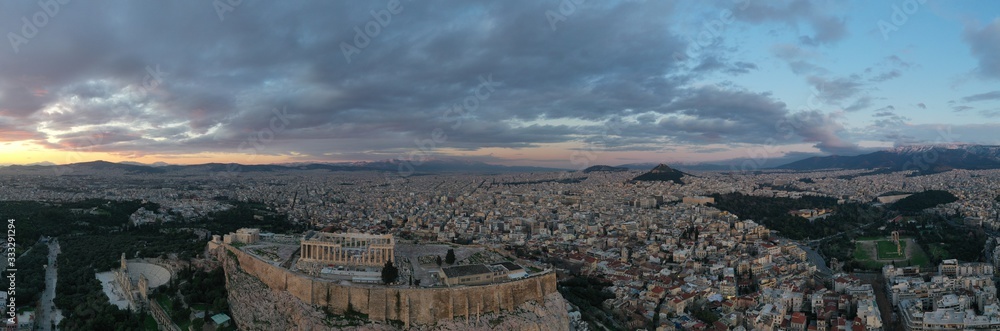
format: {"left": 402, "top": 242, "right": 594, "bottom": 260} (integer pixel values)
{"left": 207, "top": 232, "right": 569, "bottom": 330}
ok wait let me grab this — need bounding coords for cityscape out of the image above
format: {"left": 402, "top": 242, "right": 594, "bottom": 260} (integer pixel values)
{"left": 2, "top": 1, "right": 1000, "bottom": 331}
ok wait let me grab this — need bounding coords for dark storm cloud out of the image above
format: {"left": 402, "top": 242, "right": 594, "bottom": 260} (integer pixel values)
{"left": 0, "top": 0, "right": 867, "bottom": 161}
{"left": 963, "top": 18, "right": 1000, "bottom": 79}
{"left": 0, "top": 1, "right": 691, "bottom": 156}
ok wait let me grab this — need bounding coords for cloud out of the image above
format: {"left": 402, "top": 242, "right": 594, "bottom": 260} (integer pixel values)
{"left": 807, "top": 76, "right": 863, "bottom": 104}
{"left": 844, "top": 96, "right": 874, "bottom": 112}
{"left": 0, "top": 1, "right": 987, "bottom": 165}
{"left": 872, "top": 105, "right": 896, "bottom": 117}
{"left": 798, "top": 16, "right": 847, "bottom": 46}
{"left": 657, "top": 86, "right": 860, "bottom": 154}
{"left": 962, "top": 90, "right": 1000, "bottom": 102}
{"left": 865, "top": 55, "right": 913, "bottom": 82}
{"left": 0, "top": 1, "right": 697, "bottom": 159}
{"left": 691, "top": 56, "right": 758, "bottom": 75}
{"left": 771, "top": 43, "right": 827, "bottom": 75}
{"left": 44, "top": 127, "right": 143, "bottom": 150}
{"left": 869, "top": 70, "right": 901, "bottom": 82}
{"left": 727, "top": 0, "right": 848, "bottom": 45}
{"left": 963, "top": 18, "right": 1000, "bottom": 79}
{"left": 786, "top": 110, "right": 860, "bottom": 155}
{"left": 870, "top": 108, "right": 909, "bottom": 128}
{"left": 0, "top": 117, "right": 44, "bottom": 142}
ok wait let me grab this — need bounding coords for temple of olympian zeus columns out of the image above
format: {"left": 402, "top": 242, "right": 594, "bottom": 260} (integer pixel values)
{"left": 891, "top": 230, "right": 903, "bottom": 256}
{"left": 299, "top": 232, "right": 395, "bottom": 267}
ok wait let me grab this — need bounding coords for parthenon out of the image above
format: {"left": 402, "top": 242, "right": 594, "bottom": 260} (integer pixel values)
{"left": 299, "top": 231, "right": 394, "bottom": 267}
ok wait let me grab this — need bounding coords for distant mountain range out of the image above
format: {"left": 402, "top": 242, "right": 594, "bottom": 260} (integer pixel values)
{"left": 0, "top": 159, "right": 567, "bottom": 175}
{"left": 8, "top": 144, "right": 1000, "bottom": 175}
{"left": 777, "top": 145, "right": 1000, "bottom": 172}
{"left": 631, "top": 164, "right": 689, "bottom": 184}
{"left": 581, "top": 165, "right": 629, "bottom": 173}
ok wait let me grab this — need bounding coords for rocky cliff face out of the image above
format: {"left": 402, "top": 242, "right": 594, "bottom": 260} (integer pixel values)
{"left": 427, "top": 291, "right": 569, "bottom": 331}
{"left": 217, "top": 247, "right": 570, "bottom": 330}
{"left": 223, "top": 250, "right": 337, "bottom": 330}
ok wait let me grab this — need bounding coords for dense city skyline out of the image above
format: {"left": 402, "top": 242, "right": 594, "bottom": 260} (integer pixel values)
{"left": 2, "top": 1, "right": 1000, "bottom": 167}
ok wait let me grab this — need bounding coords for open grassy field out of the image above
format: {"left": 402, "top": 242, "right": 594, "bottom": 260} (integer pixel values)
{"left": 853, "top": 244, "right": 871, "bottom": 261}
{"left": 876, "top": 240, "right": 906, "bottom": 260}
{"left": 854, "top": 240, "right": 887, "bottom": 270}
{"left": 853, "top": 237, "right": 931, "bottom": 269}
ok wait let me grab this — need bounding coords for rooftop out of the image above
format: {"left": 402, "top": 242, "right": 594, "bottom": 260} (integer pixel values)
{"left": 442, "top": 264, "right": 493, "bottom": 278}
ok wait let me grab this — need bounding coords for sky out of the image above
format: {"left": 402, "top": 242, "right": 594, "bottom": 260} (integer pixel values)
{"left": 1, "top": 0, "right": 1000, "bottom": 169}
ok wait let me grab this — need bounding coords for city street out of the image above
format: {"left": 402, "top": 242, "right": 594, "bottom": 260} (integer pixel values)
{"left": 36, "top": 239, "right": 62, "bottom": 331}
{"left": 797, "top": 243, "right": 833, "bottom": 276}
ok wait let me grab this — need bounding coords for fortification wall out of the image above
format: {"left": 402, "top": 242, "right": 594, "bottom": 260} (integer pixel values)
{"left": 218, "top": 244, "right": 559, "bottom": 328}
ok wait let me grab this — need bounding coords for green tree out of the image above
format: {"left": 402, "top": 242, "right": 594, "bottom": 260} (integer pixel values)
{"left": 381, "top": 260, "right": 399, "bottom": 284}
{"left": 436, "top": 255, "right": 443, "bottom": 266}
{"left": 445, "top": 249, "right": 456, "bottom": 264}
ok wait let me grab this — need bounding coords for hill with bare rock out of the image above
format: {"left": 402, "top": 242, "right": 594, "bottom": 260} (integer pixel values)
{"left": 631, "top": 164, "right": 688, "bottom": 184}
